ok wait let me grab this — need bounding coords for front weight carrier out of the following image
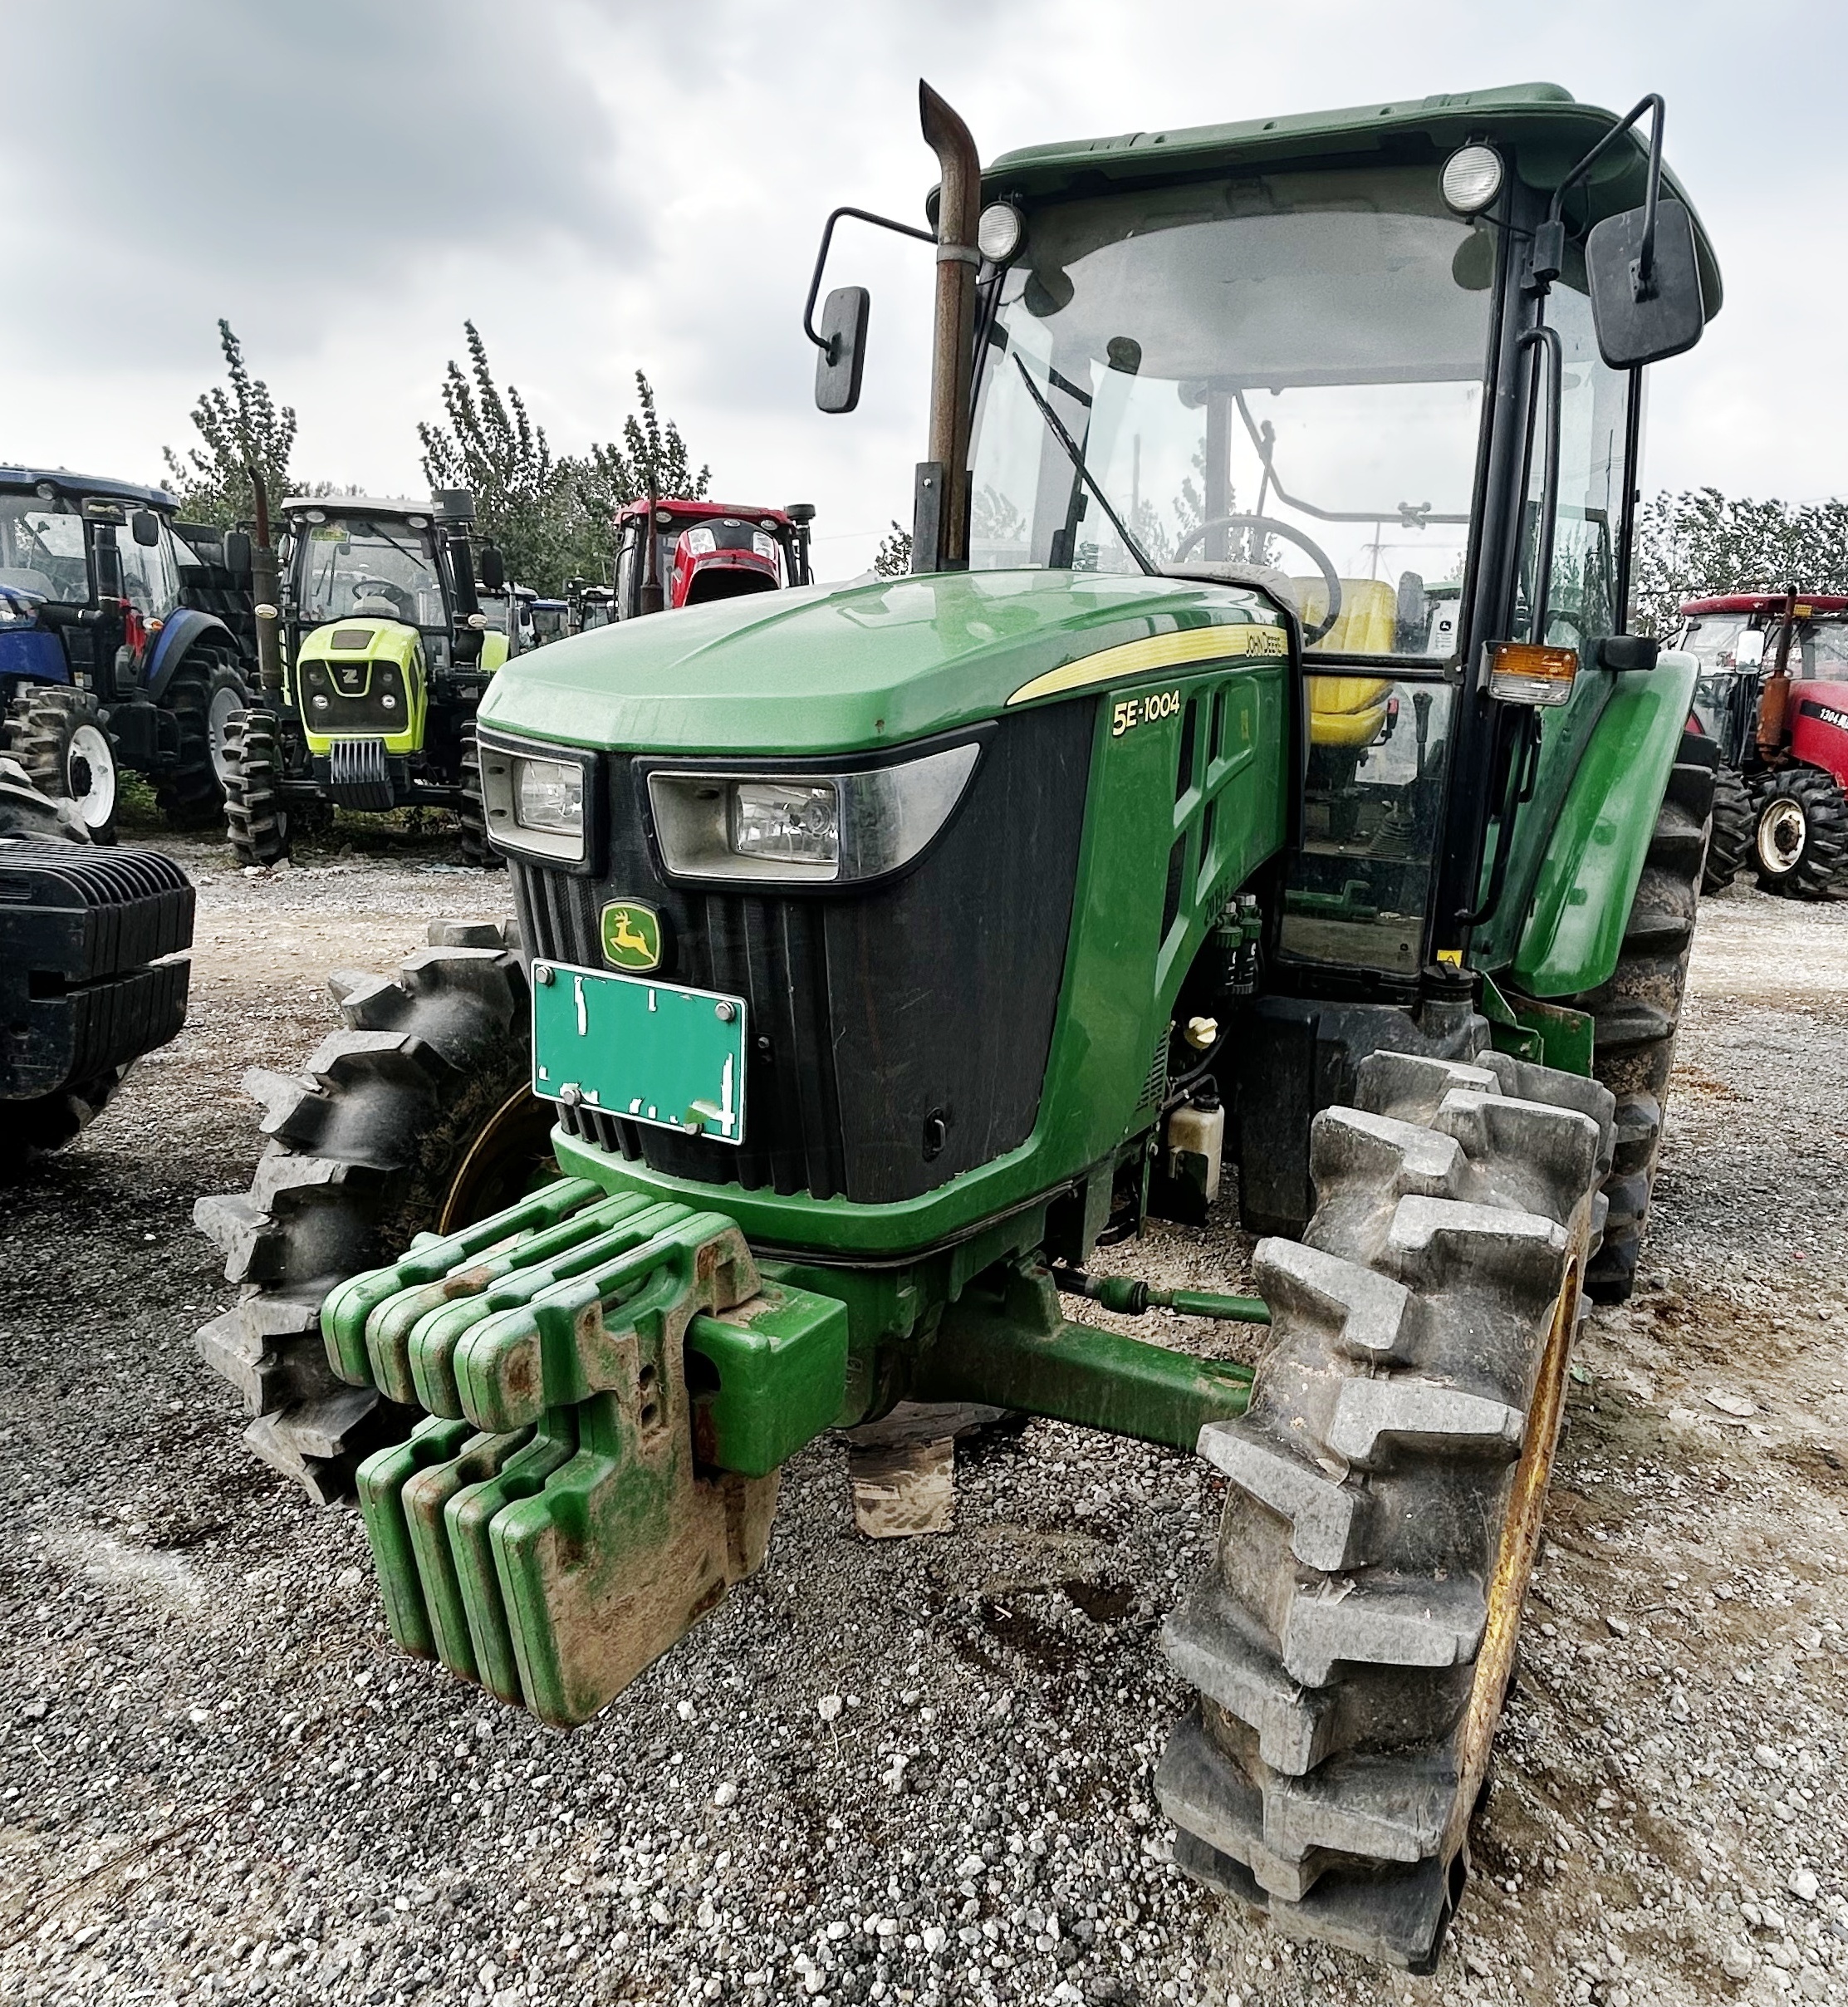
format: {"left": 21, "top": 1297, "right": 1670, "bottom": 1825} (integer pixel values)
{"left": 321, "top": 1185, "right": 849, "bottom": 1727}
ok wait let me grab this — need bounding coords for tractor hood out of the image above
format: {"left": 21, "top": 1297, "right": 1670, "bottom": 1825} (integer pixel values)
{"left": 477, "top": 569, "right": 1285, "bottom": 755}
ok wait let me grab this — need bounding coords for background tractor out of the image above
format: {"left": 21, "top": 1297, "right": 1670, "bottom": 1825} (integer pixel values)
{"left": 221, "top": 488, "right": 512, "bottom": 867}
{"left": 0, "top": 469, "right": 255, "bottom": 840}
{"left": 1676, "top": 588, "right": 1848, "bottom": 896}
{"left": 196, "top": 81, "right": 1718, "bottom": 1972}
{"left": 0, "top": 754, "right": 194, "bottom": 1169}
{"left": 610, "top": 497, "right": 816, "bottom": 616}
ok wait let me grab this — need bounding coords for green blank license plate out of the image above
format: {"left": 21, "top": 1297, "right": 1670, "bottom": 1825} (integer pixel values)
{"left": 532, "top": 962, "right": 747, "bottom": 1146}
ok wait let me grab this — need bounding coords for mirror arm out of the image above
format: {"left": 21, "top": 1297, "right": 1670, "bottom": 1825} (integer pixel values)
{"left": 1516, "top": 325, "right": 1563, "bottom": 642}
{"left": 801, "top": 205, "right": 934, "bottom": 358}
{"left": 1537, "top": 94, "right": 1666, "bottom": 296}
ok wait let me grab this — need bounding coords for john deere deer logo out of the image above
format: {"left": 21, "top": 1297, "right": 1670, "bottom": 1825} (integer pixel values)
{"left": 600, "top": 900, "right": 662, "bottom": 973}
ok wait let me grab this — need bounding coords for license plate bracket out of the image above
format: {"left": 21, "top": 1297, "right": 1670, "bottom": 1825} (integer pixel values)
{"left": 532, "top": 961, "right": 746, "bottom": 1145}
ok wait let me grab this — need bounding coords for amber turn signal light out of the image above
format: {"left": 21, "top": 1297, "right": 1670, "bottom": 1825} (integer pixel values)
{"left": 1486, "top": 640, "right": 1580, "bottom": 706}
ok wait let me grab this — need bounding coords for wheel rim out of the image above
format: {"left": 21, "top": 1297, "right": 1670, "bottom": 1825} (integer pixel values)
{"left": 436, "top": 1086, "right": 561, "bottom": 1234}
{"left": 66, "top": 724, "right": 116, "bottom": 829}
{"left": 1757, "top": 796, "right": 1806, "bottom": 875}
{"left": 1448, "top": 1232, "right": 1586, "bottom": 1856}
{"left": 208, "top": 688, "right": 244, "bottom": 788}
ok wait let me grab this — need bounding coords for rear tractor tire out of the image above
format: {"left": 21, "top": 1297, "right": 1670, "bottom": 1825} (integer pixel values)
{"left": 1569, "top": 729, "right": 1713, "bottom": 1305}
{"left": 1159, "top": 1045, "right": 1614, "bottom": 1972}
{"left": 154, "top": 647, "right": 251, "bottom": 831}
{"left": 458, "top": 719, "right": 503, "bottom": 871}
{"left": 193, "top": 919, "right": 555, "bottom": 1502}
{"left": 1750, "top": 766, "right": 1848, "bottom": 899}
{"left": 7, "top": 684, "right": 118, "bottom": 843}
{"left": 1702, "top": 762, "right": 1751, "bottom": 895}
{"left": 221, "top": 708, "right": 291, "bottom": 867}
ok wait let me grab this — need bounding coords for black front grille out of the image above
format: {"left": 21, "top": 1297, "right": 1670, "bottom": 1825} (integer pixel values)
{"left": 512, "top": 703, "right": 1094, "bottom": 1206}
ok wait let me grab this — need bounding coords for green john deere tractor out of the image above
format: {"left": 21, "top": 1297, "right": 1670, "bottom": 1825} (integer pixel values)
{"left": 195, "top": 82, "right": 1718, "bottom": 1969}
{"left": 222, "top": 488, "right": 512, "bottom": 866}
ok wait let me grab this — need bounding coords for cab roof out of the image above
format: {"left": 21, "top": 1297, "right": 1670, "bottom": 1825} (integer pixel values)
{"left": 282, "top": 494, "right": 434, "bottom": 522}
{"left": 979, "top": 81, "right": 1722, "bottom": 318}
{"left": 0, "top": 468, "right": 177, "bottom": 510}
{"left": 1683, "top": 594, "right": 1848, "bottom": 616}
{"left": 615, "top": 498, "right": 795, "bottom": 528}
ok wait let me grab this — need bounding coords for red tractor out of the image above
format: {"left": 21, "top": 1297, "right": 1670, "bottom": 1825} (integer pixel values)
{"left": 1677, "top": 589, "right": 1848, "bottom": 896}
{"left": 610, "top": 498, "right": 814, "bottom": 617}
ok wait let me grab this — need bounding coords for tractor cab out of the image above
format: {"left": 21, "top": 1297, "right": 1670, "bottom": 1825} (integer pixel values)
{"left": 1679, "top": 590, "right": 1848, "bottom": 736}
{"left": 566, "top": 580, "right": 615, "bottom": 632}
{"left": 219, "top": 488, "right": 507, "bottom": 859}
{"left": 610, "top": 498, "right": 815, "bottom": 617}
{"left": 0, "top": 470, "right": 252, "bottom": 837}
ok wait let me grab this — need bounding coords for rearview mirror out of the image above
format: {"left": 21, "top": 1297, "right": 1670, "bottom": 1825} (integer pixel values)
{"left": 130, "top": 509, "right": 161, "bottom": 547}
{"left": 478, "top": 542, "right": 507, "bottom": 594}
{"left": 222, "top": 530, "right": 252, "bottom": 580}
{"left": 1586, "top": 198, "right": 1705, "bottom": 368}
{"left": 815, "top": 286, "right": 870, "bottom": 414}
{"left": 1734, "top": 629, "right": 1767, "bottom": 669}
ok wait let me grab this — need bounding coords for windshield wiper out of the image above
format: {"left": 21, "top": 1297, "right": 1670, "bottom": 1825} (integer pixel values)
{"left": 1012, "top": 357, "right": 1156, "bottom": 577}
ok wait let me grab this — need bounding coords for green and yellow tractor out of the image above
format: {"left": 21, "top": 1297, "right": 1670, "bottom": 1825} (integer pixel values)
{"left": 221, "top": 488, "right": 512, "bottom": 866}
{"left": 196, "top": 81, "right": 1718, "bottom": 1969}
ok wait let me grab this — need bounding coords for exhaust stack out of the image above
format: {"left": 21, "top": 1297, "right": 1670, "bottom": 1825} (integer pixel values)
{"left": 914, "top": 81, "right": 980, "bottom": 573}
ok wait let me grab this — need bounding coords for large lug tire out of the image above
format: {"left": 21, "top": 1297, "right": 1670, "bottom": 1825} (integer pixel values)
{"left": 221, "top": 707, "right": 291, "bottom": 867}
{"left": 154, "top": 647, "right": 252, "bottom": 831}
{"left": 193, "top": 919, "right": 554, "bottom": 1503}
{"left": 6, "top": 685, "right": 119, "bottom": 843}
{"left": 1750, "top": 766, "right": 1848, "bottom": 898}
{"left": 1702, "top": 762, "right": 1751, "bottom": 895}
{"left": 1570, "top": 730, "right": 1713, "bottom": 1304}
{"left": 457, "top": 719, "right": 503, "bottom": 870}
{"left": 1159, "top": 1044, "right": 1614, "bottom": 1973}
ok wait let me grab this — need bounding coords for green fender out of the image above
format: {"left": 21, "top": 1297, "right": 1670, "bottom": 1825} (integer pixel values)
{"left": 1510, "top": 650, "right": 1698, "bottom": 999}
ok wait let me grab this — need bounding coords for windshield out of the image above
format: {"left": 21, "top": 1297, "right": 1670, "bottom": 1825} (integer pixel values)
{"left": 0, "top": 493, "right": 90, "bottom": 603}
{"left": 1678, "top": 612, "right": 1748, "bottom": 670}
{"left": 969, "top": 166, "right": 1495, "bottom": 660}
{"left": 1797, "top": 620, "right": 1848, "bottom": 677}
{"left": 295, "top": 518, "right": 446, "bottom": 627}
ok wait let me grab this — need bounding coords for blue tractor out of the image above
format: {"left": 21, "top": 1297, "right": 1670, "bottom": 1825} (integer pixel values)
{"left": 0, "top": 469, "right": 255, "bottom": 840}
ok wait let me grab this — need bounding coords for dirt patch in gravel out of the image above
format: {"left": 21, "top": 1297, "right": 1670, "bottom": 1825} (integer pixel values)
{"left": 2, "top": 840, "right": 1847, "bottom": 2007}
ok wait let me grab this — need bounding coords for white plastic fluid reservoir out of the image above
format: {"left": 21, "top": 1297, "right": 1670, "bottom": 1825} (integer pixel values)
{"left": 1164, "top": 1097, "right": 1225, "bottom": 1205}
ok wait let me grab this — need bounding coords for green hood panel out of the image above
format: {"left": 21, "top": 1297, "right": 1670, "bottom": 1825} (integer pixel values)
{"left": 477, "top": 570, "right": 1283, "bottom": 754}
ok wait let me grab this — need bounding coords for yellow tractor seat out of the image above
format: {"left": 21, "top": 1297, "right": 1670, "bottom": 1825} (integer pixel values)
{"left": 1292, "top": 576, "right": 1399, "bottom": 655}
{"left": 1306, "top": 675, "right": 1395, "bottom": 748}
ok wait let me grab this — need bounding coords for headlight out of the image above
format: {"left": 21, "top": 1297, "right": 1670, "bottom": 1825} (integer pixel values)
{"left": 477, "top": 736, "right": 597, "bottom": 866}
{"left": 515, "top": 756, "right": 584, "bottom": 834}
{"left": 648, "top": 739, "right": 983, "bottom": 886}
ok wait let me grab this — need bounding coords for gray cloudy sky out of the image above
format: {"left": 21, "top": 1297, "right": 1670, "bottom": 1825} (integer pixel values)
{"left": 5, "top": 0, "right": 1842, "bottom": 576}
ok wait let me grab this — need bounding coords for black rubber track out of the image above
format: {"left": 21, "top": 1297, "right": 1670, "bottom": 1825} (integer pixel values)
{"left": 154, "top": 647, "right": 251, "bottom": 830}
{"left": 193, "top": 920, "right": 541, "bottom": 1502}
{"left": 1702, "top": 762, "right": 1751, "bottom": 896}
{"left": 221, "top": 708, "right": 290, "bottom": 866}
{"left": 1159, "top": 1043, "right": 1613, "bottom": 1970}
{"left": 1750, "top": 765, "right": 1848, "bottom": 899}
{"left": 1570, "top": 729, "right": 1714, "bottom": 1304}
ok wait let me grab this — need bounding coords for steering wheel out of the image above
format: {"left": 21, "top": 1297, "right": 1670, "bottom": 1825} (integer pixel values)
{"left": 350, "top": 577, "right": 414, "bottom": 621}
{"left": 1172, "top": 515, "right": 1343, "bottom": 645}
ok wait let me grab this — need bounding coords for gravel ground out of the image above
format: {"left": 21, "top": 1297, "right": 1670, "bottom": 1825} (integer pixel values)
{"left": 2, "top": 818, "right": 1846, "bottom": 2007}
